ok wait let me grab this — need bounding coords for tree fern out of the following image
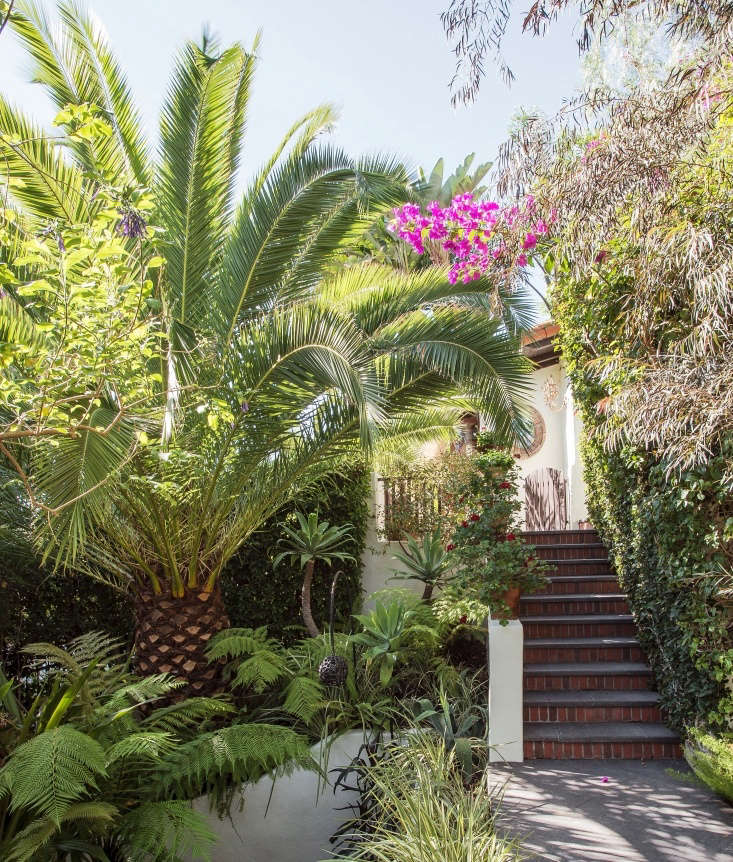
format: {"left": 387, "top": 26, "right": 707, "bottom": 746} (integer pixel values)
{"left": 2, "top": 726, "right": 107, "bottom": 824}
{"left": 282, "top": 675, "right": 326, "bottom": 725}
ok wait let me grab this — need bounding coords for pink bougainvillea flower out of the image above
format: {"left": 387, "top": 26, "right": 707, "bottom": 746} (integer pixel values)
{"left": 517, "top": 254, "right": 528, "bottom": 267}
{"left": 522, "top": 232, "right": 537, "bottom": 250}
{"left": 594, "top": 250, "right": 608, "bottom": 264}
{"left": 600, "top": 776, "right": 610, "bottom": 783}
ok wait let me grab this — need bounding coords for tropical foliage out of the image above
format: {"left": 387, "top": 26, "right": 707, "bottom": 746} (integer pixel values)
{"left": 0, "top": 633, "right": 312, "bottom": 862}
{"left": 274, "top": 513, "right": 355, "bottom": 638}
{"left": 0, "top": 2, "right": 534, "bottom": 691}
{"left": 328, "top": 732, "right": 518, "bottom": 861}
{"left": 391, "top": 529, "right": 454, "bottom": 600}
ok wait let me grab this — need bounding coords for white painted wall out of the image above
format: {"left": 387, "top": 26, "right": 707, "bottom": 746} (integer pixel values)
{"left": 360, "top": 472, "right": 425, "bottom": 603}
{"left": 190, "top": 731, "right": 365, "bottom": 862}
{"left": 488, "top": 619, "right": 524, "bottom": 763}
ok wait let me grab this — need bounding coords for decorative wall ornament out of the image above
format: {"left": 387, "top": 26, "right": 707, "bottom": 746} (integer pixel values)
{"left": 513, "top": 406, "right": 545, "bottom": 458}
{"left": 542, "top": 372, "right": 567, "bottom": 411}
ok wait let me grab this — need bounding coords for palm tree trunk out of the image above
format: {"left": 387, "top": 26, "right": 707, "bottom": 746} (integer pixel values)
{"left": 301, "top": 560, "right": 320, "bottom": 637}
{"left": 134, "top": 582, "right": 230, "bottom": 695}
{"left": 422, "top": 582, "right": 434, "bottom": 601}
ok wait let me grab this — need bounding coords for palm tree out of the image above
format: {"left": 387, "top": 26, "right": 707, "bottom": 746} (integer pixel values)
{"left": 0, "top": 2, "right": 535, "bottom": 693}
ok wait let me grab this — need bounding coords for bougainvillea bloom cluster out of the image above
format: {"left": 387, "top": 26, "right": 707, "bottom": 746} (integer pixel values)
{"left": 388, "top": 193, "right": 553, "bottom": 284}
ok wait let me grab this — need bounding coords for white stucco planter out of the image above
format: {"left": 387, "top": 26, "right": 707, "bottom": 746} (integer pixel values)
{"left": 488, "top": 618, "right": 524, "bottom": 762}
{"left": 189, "top": 730, "right": 366, "bottom": 862}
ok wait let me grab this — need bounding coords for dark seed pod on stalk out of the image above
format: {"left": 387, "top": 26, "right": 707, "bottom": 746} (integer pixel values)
{"left": 319, "top": 570, "right": 348, "bottom": 687}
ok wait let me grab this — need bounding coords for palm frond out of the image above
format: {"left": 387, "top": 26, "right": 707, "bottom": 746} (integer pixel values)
{"left": 0, "top": 95, "right": 88, "bottom": 222}
{"left": 158, "top": 40, "right": 254, "bottom": 331}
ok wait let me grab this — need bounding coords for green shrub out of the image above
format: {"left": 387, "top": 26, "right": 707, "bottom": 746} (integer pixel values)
{"left": 221, "top": 463, "right": 369, "bottom": 642}
{"left": 685, "top": 729, "right": 733, "bottom": 803}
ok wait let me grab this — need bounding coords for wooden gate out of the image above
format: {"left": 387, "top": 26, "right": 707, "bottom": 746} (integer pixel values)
{"left": 525, "top": 467, "right": 568, "bottom": 530}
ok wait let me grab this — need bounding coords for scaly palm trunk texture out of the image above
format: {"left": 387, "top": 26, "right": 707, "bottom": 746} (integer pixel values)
{"left": 134, "top": 583, "right": 230, "bottom": 695}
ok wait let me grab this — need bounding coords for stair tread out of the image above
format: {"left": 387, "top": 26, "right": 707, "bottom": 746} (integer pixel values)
{"left": 521, "top": 614, "right": 633, "bottom": 623}
{"left": 525, "top": 662, "right": 651, "bottom": 675}
{"left": 525, "top": 637, "right": 639, "bottom": 647}
{"left": 531, "top": 542, "right": 606, "bottom": 549}
{"left": 525, "top": 690, "right": 659, "bottom": 706}
{"left": 524, "top": 722, "right": 678, "bottom": 742}
{"left": 546, "top": 575, "right": 618, "bottom": 582}
{"left": 522, "top": 592, "right": 626, "bottom": 601}
{"left": 543, "top": 558, "right": 611, "bottom": 564}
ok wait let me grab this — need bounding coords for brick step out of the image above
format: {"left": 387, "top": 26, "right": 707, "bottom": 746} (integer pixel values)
{"left": 534, "top": 575, "right": 620, "bottom": 595}
{"left": 532, "top": 543, "right": 608, "bottom": 561}
{"left": 524, "top": 691, "right": 662, "bottom": 723}
{"left": 524, "top": 662, "right": 653, "bottom": 691}
{"left": 523, "top": 722, "right": 681, "bottom": 759}
{"left": 522, "top": 530, "right": 601, "bottom": 545}
{"left": 524, "top": 636, "right": 645, "bottom": 663}
{"left": 542, "top": 559, "right": 613, "bottom": 576}
{"left": 522, "top": 614, "right": 636, "bottom": 639}
{"left": 521, "top": 593, "right": 629, "bottom": 616}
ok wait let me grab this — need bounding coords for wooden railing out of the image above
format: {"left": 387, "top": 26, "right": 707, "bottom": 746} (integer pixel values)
{"left": 377, "top": 476, "right": 442, "bottom": 540}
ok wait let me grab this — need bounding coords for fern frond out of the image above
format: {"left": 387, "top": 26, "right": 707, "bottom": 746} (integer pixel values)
{"left": 105, "top": 732, "right": 176, "bottom": 766}
{"left": 156, "top": 723, "right": 315, "bottom": 798}
{"left": 2, "top": 726, "right": 107, "bottom": 824}
{"left": 117, "top": 800, "right": 215, "bottom": 862}
{"left": 282, "top": 675, "right": 325, "bottom": 724}
{"left": 142, "top": 696, "right": 235, "bottom": 734}
{"left": 232, "top": 649, "right": 287, "bottom": 693}
{"left": 205, "top": 626, "right": 274, "bottom": 660}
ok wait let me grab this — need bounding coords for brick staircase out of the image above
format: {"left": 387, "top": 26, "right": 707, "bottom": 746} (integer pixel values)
{"left": 520, "top": 529, "right": 681, "bottom": 760}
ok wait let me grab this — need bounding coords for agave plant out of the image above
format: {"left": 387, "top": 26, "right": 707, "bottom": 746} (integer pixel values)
{"left": 0, "top": 3, "right": 534, "bottom": 694}
{"left": 274, "top": 513, "right": 355, "bottom": 637}
{"left": 351, "top": 599, "right": 439, "bottom": 686}
{"left": 391, "top": 528, "right": 454, "bottom": 600}
{"left": 0, "top": 633, "right": 313, "bottom": 861}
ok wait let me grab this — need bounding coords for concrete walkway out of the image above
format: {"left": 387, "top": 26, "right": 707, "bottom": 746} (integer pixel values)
{"left": 488, "top": 760, "right": 733, "bottom": 861}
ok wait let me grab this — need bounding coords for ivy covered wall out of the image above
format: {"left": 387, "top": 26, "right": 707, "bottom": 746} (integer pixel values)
{"left": 553, "top": 274, "right": 732, "bottom": 732}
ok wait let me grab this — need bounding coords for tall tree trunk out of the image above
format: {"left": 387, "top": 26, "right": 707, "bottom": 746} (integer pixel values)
{"left": 301, "top": 560, "right": 320, "bottom": 637}
{"left": 134, "top": 582, "right": 230, "bottom": 695}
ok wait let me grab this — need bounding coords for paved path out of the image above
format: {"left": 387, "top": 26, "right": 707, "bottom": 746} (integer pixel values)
{"left": 487, "top": 760, "right": 732, "bottom": 861}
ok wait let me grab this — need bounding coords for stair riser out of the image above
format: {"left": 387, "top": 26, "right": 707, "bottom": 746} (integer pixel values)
{"left": 523, "top": 621, "right": 637, "bottom": 638}
{"left": 522, "top": 531, "right": 600, "bottom": 545}
{"left": 524, "top": 705, "right": 662, "bottom": 722}
{"left": 522, "top": 598, "right": 629, "bottom": 616}
{"left": 548, "top": 561, "right": 613, "bottom": 576}
{"left": 535, "top": 579, "right": 620, "bottom": 595}
{"left": 524, "top": 645, "right": 645, "bottom": 663}
{"left": 525, "top": 674, "right": 652, "bottom": 691}
{"left": 533, "top": 546, "right": 608, "bottom": 561}
{"left": 524, "top": 740, "right": 682, "bottom": 759}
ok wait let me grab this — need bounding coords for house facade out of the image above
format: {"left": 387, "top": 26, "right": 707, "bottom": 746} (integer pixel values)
{"left": 362, "top": 321, "right": 589, "bottom": 596}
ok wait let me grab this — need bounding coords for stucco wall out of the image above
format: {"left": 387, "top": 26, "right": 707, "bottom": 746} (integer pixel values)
{"left": 189, "top": 731, "right": 365, "bottom": 862}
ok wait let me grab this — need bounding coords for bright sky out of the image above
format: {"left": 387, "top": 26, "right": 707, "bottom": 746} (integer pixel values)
{"left": 0, "top": 0, "right": 582, "bottom": 184}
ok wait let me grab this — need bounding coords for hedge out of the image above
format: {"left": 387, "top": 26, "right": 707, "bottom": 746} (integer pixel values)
{"left": 221, "top": 461, "right": 370, "bottom": 642}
